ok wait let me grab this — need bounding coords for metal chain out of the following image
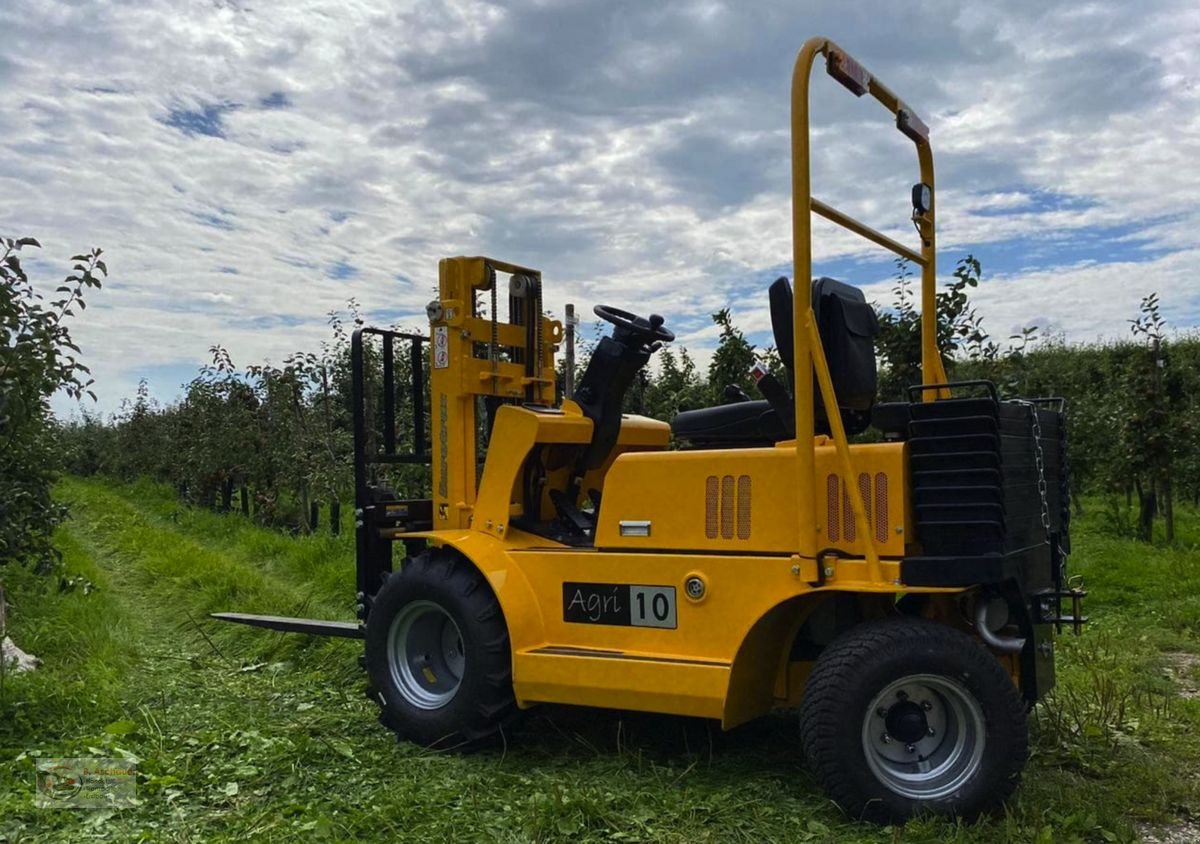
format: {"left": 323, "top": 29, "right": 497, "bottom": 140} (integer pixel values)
{"left": 534, "top": 276, "right": 543, "bottom": 393}
{"left": 1015, "top": 400, "right": 1052, "bottom": 543}
{"left": 488, "top": 265, "right": 498, "bottom": 384}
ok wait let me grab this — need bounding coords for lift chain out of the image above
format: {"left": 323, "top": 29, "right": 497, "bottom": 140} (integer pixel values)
{"left": 534, "top": 276, "right": 543, "bottom": 386}
{"left": 488, "top": 264, "right": 499, "bottom": 383}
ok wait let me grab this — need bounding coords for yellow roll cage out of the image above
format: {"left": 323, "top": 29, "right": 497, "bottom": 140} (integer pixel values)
{"left": 790, "top": 37, "right": 949, "bottom": 579}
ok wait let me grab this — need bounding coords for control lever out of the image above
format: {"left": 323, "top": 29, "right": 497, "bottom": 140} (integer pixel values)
{"left": 750, "top": 362, "right": 795, "bottom": 435}
{"left": 550, "top": 488, "right": 594, "bottom": 535}
{"left": 723, "top": 384, "right": 751, "bottom": 403}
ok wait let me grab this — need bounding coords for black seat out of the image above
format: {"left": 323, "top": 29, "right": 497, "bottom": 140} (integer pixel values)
{"left": 670, "top": 399, "right": 788, "bottom": 447}
{"left": 806, "top": 276, "right": 879, "bottom": 433}
{"left": 671, "top": 276, "right": 879, "bottom": 446}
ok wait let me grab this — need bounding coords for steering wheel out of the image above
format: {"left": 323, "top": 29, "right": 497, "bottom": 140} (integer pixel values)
{"left": 593, "top": 304, "right": 675, "bottom": 343}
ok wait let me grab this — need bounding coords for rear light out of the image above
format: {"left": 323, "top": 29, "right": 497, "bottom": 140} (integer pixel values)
{"left": 827, "top": 50, "right": 870, "bottom": 97}
{"left": 912, "top": 182, "right": 932, "bottom": 215}
{"left": 897, "top": 108, "right": 929, "bottom": 144}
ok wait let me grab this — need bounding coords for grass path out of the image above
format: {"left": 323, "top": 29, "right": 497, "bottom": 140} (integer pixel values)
{"left": 3, "top": 477, "right": 1200, "bottom": 842}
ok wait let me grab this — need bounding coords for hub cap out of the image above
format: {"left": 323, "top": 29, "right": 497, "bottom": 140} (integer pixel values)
{"left": 387, "top": 600, "right": 466, "bottom": 710}
{"left": 861, "top": 673, "right": 986, "bottom": 800}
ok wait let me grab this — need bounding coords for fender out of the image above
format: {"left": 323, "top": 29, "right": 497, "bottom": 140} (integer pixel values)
{"left": 722, "top": 587, "right": 967, "bottom": 728}
{"left": 399, "top": 529, "right": 547, "bottom": 659}
{"left": 723, "top": 592, "right": 830, "bottom": 728}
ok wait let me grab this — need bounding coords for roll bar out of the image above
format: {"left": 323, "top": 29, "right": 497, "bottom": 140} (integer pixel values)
{"left": 790, "top": 37, "right": 947, "bottom": 568}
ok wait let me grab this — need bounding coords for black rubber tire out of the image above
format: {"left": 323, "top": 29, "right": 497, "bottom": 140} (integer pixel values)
{"left": 365, "top": 548, "right": 519, "bottom": 749}
{"left": 799, "top": 617, "right": 1028, "bottom": 823}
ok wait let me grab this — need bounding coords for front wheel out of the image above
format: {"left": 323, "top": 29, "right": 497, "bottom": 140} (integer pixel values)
{"left": 365, "top": 548, "right": 519, "bottom": 749}
{"left": 799, "top": 617, "right": 1028, "bottom": 822}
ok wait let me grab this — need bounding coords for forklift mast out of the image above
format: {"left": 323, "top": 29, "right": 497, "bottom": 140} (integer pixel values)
{"left": 349, "top": 257, "right": 563, "bottom": 605}
{"left": 427, "top": 257, "right": 562, "bottom": 531}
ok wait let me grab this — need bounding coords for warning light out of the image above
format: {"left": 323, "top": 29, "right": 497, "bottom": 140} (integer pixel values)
{"left": 827, "top": 50, "right": 870, "bottom": 97}
{"left": 912, "top": 183, "right": 932, "bottom": 215}
{"left": 897, "top": 108, "right": 929, "bottom": 144}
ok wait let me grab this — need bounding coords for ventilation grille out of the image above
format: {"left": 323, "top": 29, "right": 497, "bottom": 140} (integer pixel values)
{"left": 705, "top": 474, "right": 751, "bottom": 540}
{"left": 826, "top": 472, "right": 890, "bottom": 544}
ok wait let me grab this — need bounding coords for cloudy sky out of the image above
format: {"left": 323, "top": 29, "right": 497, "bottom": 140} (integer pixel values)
{"left": 3, "top": 0, "right": 1198, "bottom": 415}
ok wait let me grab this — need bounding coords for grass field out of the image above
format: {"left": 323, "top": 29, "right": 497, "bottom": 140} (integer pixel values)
{"left": 3, "top": 477, "right": 1200, "bottom": 842}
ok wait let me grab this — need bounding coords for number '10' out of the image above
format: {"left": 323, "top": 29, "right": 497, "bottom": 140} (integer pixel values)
{"left": 636, "top": 592, "right": 670, "bottom": 621}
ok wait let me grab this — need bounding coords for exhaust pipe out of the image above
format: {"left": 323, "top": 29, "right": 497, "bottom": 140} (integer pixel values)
{"left": 975, "top": 598, "right": 1026, "bottom": 654}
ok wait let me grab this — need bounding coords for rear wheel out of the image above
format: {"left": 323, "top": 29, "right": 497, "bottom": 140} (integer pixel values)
{"left": 799, "top": 617, "right": 1027, "bottom": 822}
{"left": 365, "top": 548, "right": 519, "bottom": 749}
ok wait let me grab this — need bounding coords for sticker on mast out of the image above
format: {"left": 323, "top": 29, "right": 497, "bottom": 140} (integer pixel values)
{"left": 433, "top": 326, "right": 449, "bottom": 369}
{"left": 562, "top": 582, "right": 677, "bottom": 629}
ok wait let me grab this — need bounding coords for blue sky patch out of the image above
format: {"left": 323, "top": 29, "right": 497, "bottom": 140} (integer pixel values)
{"left": 965, "top": 224, "right": 1170, "bottom": 276}
{"left": 162, "top": 102, "right": 240, "bottom": 138}
{"left": 276, "top": 255, "right": 318, "bottom": 270}
{"left": 190, "top": 211, "right": 237, "bottom": 231}
{"left": 233, "top": 314, "right": 307, "bottom": 330}
{"left": 327, "top": 260, "right": 359, "bottom": 280}
{"left": 970, "top": 188, "right": 1098, "bottom": 217}
{"left": 259, "top": 91, "right": 291, "bottom": 109}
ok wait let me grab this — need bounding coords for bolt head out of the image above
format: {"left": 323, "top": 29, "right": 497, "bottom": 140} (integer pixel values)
{"left": 823, "top": 566, "right": 834, "bottom": 577}
{"left": 927, "top": 726, "right": 936, "bottom": 736}
{"left": 876, "top": 707, "right": 888, "bottom": 718}
{"left": 921, "top": 700, "right": 932, "bottom": 711}
{"left": 905, "top": 743, "right": 916, "bottom": 754}
{"left": 896, "top": 690, "right": 908, "bottom": 701}
{"left": 880, "top": 733, "right": 891, "bottom": 744}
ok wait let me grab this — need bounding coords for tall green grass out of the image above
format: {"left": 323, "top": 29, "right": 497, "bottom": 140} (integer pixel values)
{"left": 1, "top": 477, "right": 1199, "bottom": 842}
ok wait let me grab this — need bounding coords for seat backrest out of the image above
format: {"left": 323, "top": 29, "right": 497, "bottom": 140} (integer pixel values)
{"left": 811, "top": 277, "right": 878, "bottom": 413}
{"left": 767, "top": 276, "right": 879, "bottom": 432}
{"left": 769, "top": 276, "right": 795, "bottom": 374}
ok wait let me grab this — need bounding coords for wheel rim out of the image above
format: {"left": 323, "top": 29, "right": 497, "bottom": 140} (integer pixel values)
{"left": 387, "top": 600, "right": 466, "bottom": 710}
{"left": 860, "top": 673, "right": 986, "bottom": 801}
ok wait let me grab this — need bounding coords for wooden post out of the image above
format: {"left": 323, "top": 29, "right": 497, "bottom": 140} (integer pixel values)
{"left": 330, "top": 500, "right": 341, "bottom": 536}
{"left": 309, "top": 501, "right": 320, "bottom": 534}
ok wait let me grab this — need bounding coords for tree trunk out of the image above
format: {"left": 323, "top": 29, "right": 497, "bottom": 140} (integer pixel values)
{"left": 330, "top": 500, "right": 341, "bottom": 536}
{"left": 1164, "top": 473, "right": 1175, "bottom": 543}
{"left": 1136, "top": 477, "right": 1156, "bottom": 542}
{"left": 298, "top": 482, "right": 311, "bottom": 534}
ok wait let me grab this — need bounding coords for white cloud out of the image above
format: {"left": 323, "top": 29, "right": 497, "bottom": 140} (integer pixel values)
{"left": 0, "top": 0, "right": 1195, "bottom": 415}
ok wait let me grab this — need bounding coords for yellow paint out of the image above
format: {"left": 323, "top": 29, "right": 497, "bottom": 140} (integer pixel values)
{"left": 399, "top": 38, "right": 1000, "bottom": 730}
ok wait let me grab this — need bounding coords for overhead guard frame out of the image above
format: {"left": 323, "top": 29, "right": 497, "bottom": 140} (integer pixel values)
{"left": 790, "top": 37, "right": 948, "bottom": 573}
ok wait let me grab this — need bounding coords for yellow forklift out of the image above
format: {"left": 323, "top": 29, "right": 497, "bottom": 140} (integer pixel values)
{"left": 215, "top": 37, "right": 1084, "bottom": 821}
